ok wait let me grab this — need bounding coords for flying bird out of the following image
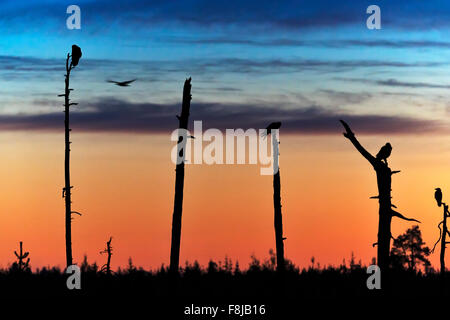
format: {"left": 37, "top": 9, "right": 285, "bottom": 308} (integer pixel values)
{"left": 435, "top": 188, "right": 443, "bottom": 207}
{"left": 376, "top": 142, "right": 392, "bottom": 164}
{"left": 107, "top": 79, "right": 136, "bottom": 87}
{"left": 261, "top": 121, "right": 282, "bottom": 138}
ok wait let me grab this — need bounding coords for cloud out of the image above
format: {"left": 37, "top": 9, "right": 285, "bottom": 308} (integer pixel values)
{"left": 2, "top": 55, "right": 440, "bottom": 83}
{"left": 375, "top": 79, "right": 450, "bottom": 89}
{"left": 317, "top": 89, "right": 372, "bottom": 105}
{"left": 165, "top": 38, "right": 450, "bottom": 49}
{"left": 0, "top": 0, "right": 365, "bottom": 30}
{"left": 339, "top": 77, "right": 450, "bottom": 89}
{"left": 0, "top": 97, "right": 444, "bottom": 135}
{"left": 3, "top": 0, "right": 450, "bottom": 32}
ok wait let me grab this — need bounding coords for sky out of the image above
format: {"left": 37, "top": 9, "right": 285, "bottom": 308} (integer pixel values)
{"left": 0, "top": 0, "right": 449, "bottom": 270}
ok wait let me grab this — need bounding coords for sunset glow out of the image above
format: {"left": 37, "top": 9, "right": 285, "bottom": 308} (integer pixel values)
{"left": 1, "top": 0, "right": 449, "bottom": 273}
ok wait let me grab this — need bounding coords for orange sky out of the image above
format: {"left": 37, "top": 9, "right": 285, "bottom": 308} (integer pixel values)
{"left": 0, "top": 131, "right": 449, "bottom": 270}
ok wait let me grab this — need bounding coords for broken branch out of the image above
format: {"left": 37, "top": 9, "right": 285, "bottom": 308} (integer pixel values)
{"left": 391, "top": 209, "right": 420, "bottom": 223}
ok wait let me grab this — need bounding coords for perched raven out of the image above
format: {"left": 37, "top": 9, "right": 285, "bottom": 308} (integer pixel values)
{"left": 71, "top": 45, "right": 82, "bottom": 67}
{"left": 435, "top": 188, "right": 443, "bottom": 207}
{"left": 107, "top": 79, "right": 136, "bottom": 87}
{"left": 261, "top": 122, "right": 282, "bottom": 138}
{"left": 376, "top": 142, "right": 392, "bottom": 163}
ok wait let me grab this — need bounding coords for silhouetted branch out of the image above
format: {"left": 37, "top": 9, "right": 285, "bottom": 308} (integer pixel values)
{"left": 373, "top": 234, "right": 395, "bottom": 247}
{"left": 432, "top": 221, "right": 444, "bottom": 253}
{"left": 340, "top": 120, "right": 376, "bottom": 166}
{"left": 391, "top": 209, "right": 420, "bottom": 223}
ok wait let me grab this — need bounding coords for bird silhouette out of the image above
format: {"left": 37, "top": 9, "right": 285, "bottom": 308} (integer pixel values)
{"left": 435, "top": 188, "right": 443, "bottom": 207}
{"left": 107, "top": 79, "right": 136, "bottom": 87}
{"left": 71, "top": 45, "right": 82, "bottom": 67}
{"left": 261, "top": 121, "right": 282, "bottom": 138}
{"left": 376, "top": 142, "right": 392, "bottom": 164}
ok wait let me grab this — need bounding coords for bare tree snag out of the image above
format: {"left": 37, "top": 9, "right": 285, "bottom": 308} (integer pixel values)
{"left": 100, "top": 237, "right": 113, "bottom": 275}
{"left": 61, "top": 46, "right": 82, "bottom": 268}
{"left": 272, "top": 129, "right": 285, "bottom": 273}
{"left": 169, "top": 78, "right": 192, "bottom": 275}
{"left": 432, "top": 188, "right": 449, "bottom": 277}
{"left": 340, "top": 120, "right": 419, "bottom": 272}
{"left": 441, "top": 205, "right": 449, "bottom": 277}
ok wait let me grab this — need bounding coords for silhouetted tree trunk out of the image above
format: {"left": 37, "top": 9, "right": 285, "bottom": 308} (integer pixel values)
{"left": 64, "top": 54, "right": 73, "bottom": 268}
{"left": 431, "top": 193, "right": 449, "bottom": 291}
{"left": 60, "top": 49, "right": 82, "bottom": 268}
{"left": 440, "top": 204, "right": 449, "bottom": 276}
{"left": 101, "top": 237, "right": 113, "bottom": 275}
{"left": 170, "top": 78, "right": 192, "bottom": 275}
{"left": 272, "top": 130, "right": 285, "bottom": 272}
{"left": 340, "top": 120, "right": 419, "bottom": 273}
{"left": 106, "top": 240, "right": 112, "bottom": 275}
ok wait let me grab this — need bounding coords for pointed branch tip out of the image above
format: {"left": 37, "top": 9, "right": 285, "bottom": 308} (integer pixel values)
{"left": 391, "top": 209, "right": 420, "bottom": 223}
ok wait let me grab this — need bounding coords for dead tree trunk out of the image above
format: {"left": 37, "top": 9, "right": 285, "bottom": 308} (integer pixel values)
{"left": 432, "top": 199, "right": 449, "bottom": 277}
{"left": 101, "top": 237, "right": 113, "bottom": 275}
{"left": 169, "top": 78, "right": 192, "bottom": 274}
{"left": 272, "top": 130, "right": 285, "bottom": 272}
{"left": 60, "top": 47, "right": 82, "bottom": 268}
{"left": 340, "top": 120, "right": 419, "bottom": 273}
{"left": 440, "top": 205, "right": 448, "bottom": 276}
{"left": 374, "top": 162, "right": 393, "bottom": 272}
{"left": 64, "top": 54, "right": 73, "bottom": 268}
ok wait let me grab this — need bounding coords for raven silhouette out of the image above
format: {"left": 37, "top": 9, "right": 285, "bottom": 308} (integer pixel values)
{"left": 107, "top": 79, "right": 136, "bottom": 87}
{"left": 376, "top": 142, "right": 392, "bottom": 164}
{"left": 435, "top": 188, "right": 443, "bottom": 207}
{"left": 71, "top": 45, "right": 82, "bottom": 67}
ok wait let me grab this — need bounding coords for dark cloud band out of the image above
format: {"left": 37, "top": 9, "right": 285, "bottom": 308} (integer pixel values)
{"left": 0, "top": 98, "right": 444, "bottom": 135}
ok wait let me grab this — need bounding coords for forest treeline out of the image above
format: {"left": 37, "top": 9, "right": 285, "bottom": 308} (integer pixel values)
{"left": 0, "top": 246, "right": 446, "bottom": 298}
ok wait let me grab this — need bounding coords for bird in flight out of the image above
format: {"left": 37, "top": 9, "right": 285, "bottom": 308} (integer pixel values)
{"left": 435, "top": 188, "right": 443, "bottom": 207}
{"left": 376, "top": 142, "right": 392, "bottom": 164}
{"left": 107, "top": 79, "right": 136, "bottom": 87}
{"left": 261, "top": 121, "right": 282, "bottom": 138}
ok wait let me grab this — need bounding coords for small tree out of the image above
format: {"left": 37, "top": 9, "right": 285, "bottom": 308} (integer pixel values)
{"left": 100, "top": 237, "right": 113, "bottom": 275}
{"left": 12, "top": 241, "right": 30, "bottom": 272}
{"left": 390, "top": 225, "right": 431, "bottom": 272}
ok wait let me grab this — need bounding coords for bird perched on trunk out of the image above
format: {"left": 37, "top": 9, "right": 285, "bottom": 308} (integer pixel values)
{"left": 261, "top": 121, "right": 282, "bottom": 138}
{"left": 376, "top": 142, "right": 392, "bottom": 164}
{"left": 435, "top": 188, "right": 443, "bottom": 207}
{"left": 107, "top": 79, "right": 136, "bottom": 87}
{"left": 71, "top": 45, "right": 82, "bottom": 67}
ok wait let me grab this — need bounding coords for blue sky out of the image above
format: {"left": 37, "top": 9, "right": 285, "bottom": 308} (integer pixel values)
{"left": 1, "top": 0, "right": 450, "bottom": 134}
